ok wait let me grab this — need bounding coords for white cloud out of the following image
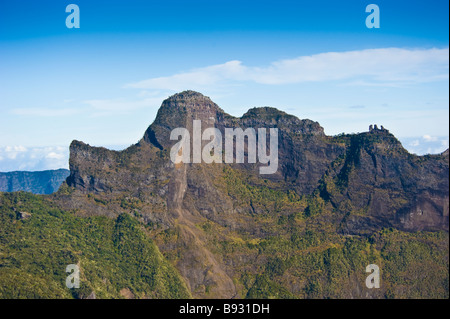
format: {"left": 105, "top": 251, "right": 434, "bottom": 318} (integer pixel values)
{"left": 5, "top": 145, "right": 27, "bottom": 152}
{"left": 401, "top": 136, "right": 449, "bottom": 155}
{"left": 3, "top": 145, "right": 27, "bottom": 160}
{"left": 0, "top": 146, "right": 69, "bottom": 171}
{"left": 46, "top": 152, "right": 65, "bottom": 160}
{"left": 423, "top": 135, "right": 438, "bottom": 142}
{"left": 125, "top": 48, "right": 449, "bottom": 90}
{"left": 124, "top": 60, "right": 245, "bottom": 91}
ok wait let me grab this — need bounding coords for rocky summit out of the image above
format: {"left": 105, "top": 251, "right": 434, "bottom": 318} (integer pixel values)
{"left": 66, "top": 91, "right": 449, "bottom": 232}
{"left": 1, "top": 91, "right": 448, "bottom": 299}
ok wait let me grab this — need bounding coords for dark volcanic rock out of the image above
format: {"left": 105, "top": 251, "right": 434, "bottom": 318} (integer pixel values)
{"left": 320, "top": 129, "right": 449, "bottom": 233}
{"left": 62, "top": 90, "right": 449, "bottom": 298}
{"left": 66, "top": 91, "right": 449, "bottom": 233}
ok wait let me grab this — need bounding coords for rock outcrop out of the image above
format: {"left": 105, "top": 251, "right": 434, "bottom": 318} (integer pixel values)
{"left": 61, "top": 90, "right": 449, "bottom": 298}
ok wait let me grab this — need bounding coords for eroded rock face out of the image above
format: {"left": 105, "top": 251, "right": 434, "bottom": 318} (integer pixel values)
{"left": 63, "top": 90, "right": 449, "bottom": 298}
{"left": 396, "top": 193, "right": 449, "bottom": 231}
{"left": 318, "top": 130, "right": 449, "bottom": 233}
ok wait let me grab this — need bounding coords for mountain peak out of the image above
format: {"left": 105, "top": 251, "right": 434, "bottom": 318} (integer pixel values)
{"left": 241, "top": 107, "right": 325, "bottom": 136}
{"left": 141, "top": 91, "right": 226, "bottom": 149}
{"left": 161, "top": 90, "right": 222, "bottom": 114}
{"left": 167, "top": 90, "right": 210, "bottom": 100}
{"left": 62, "top": 91, "right": 448, "bottom": 299}
{"left": 157, "top": 90, "right": 224, "bottom": 117}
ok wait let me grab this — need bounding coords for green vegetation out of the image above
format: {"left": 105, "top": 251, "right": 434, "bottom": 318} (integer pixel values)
{"left": 217, "top": 166, "right": 305, "bottom": 215}
{"left": 0, "top": 191, "right": 190, "bottom": 299}
{"left": 208, "top": 221, "right": 448, "bottom": 299}
{"left": 198, "top": 166, "right": 449, "bottom": 299}
{"left": 0, "top": 163, "right": 448, "bottom": 299}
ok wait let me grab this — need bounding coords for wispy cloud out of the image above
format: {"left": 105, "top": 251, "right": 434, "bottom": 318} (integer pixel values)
{"left": 83, "top": 96, "right": 165, "bottom": 116}
{"left": 10, "top": 94, "right": 168, "bottom": 119}
{"left": 11, "top": 107, "right": 81, "bottom": 117}
{"left": 125, "top": 48, "right": 449, "bottom": 91}
{"left": 124, "top": 60, "right": 245, "bottom": 91}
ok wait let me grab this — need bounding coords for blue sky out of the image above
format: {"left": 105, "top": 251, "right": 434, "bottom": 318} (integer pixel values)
{"left": 0, "top": 0, "right": 448, "bottom": 171}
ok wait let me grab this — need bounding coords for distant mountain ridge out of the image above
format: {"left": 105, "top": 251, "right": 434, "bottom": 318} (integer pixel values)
{"left": 0, "top": 169, "right": 70, "bottom": 194}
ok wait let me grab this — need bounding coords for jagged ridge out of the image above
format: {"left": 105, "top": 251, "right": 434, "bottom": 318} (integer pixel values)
{"left": 59, "top": 91, "right": 449, "bottom": 298}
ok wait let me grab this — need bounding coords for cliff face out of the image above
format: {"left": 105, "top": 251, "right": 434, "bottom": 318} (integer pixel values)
{"left": 61, "top": 91, "right": 449, "bottom": 298}
{"left": 0, "top": 169, "right": 70, "bottom": 194}
{"left": 319, "top": 131, "right": 449, "bottom": 234}
{"left": 66, "top": 91, "right": 449, "bottom": 232}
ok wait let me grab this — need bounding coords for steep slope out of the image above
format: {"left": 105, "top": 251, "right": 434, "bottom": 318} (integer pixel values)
{"left": 56, "top": 90, "right": 448, "bottom": 298}
{"left": 319, "top": 130, "right": 449, "bottom": 234}
{"left": 64, "top": 91, "right": 449, "bottom": 233}
{"left": 0, "top": 191, "right": 190, "bottom": 299}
